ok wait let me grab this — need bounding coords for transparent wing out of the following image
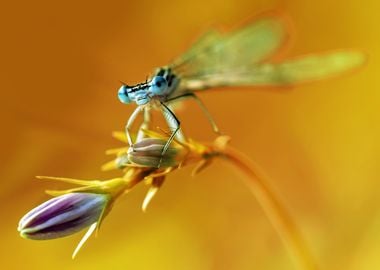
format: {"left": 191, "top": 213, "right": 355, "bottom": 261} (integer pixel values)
{"left": 170, "top": 29, "right": 223, "bottom": 74}
{"left": 180, "top": 50, "right": 366, "bottom": 90}
{"left": 171, "top": 14, "right": 290, "bottom": 82}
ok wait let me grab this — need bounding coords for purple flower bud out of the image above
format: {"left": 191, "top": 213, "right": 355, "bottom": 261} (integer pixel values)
{"left": 18, "top": 193, "right": 109, "bottom": 240}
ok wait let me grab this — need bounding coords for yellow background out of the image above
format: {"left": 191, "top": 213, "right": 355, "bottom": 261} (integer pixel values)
{"left": 1, "top": 0, "right": 379, "bottom": 269}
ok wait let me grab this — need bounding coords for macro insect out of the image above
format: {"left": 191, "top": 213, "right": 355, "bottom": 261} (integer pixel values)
{"left": 117, "top": 12, "right": 365, "bottom": 167}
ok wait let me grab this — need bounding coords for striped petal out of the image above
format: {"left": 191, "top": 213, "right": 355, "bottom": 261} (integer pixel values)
{"left": 18, "top": 193, "right": 109, "bottom": 240}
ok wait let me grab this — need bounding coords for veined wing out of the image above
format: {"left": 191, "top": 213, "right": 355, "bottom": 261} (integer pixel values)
{"left": 180, "top": 50, "right": 366, "bottom": 90}
{"left": 171, "top": 13, "right": 290, "bottom": 83}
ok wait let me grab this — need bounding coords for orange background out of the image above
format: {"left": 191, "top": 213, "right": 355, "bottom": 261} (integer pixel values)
{"left": 1, "top": 0, "right": 379, "bottom": 269}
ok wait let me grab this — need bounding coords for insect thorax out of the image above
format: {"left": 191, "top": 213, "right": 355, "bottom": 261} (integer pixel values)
{"left": 153, "top": 67, "right": 180, "bottom": 97}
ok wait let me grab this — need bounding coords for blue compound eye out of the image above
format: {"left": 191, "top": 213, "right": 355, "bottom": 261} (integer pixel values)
{"left": 149, "top": 76, "right": 168, "bottom": 95}
{"left": 118, "top": 85, "right": 131, "bottom": 104}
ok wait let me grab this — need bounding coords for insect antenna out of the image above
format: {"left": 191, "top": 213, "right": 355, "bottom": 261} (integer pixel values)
{"left": 119, "top": 80, "right": 129, "bottom": 86}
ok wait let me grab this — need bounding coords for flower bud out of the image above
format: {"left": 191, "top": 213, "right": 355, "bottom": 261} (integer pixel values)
{"left": 128, "top": 138, "right": 184, "bottom": 168}
{"left": 18, "top": 193, "right": 109, "bottom": 240}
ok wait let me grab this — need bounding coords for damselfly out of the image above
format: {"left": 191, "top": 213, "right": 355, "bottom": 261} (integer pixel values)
{"left": 117, "top": 12, "right": 366, "bottom": 167}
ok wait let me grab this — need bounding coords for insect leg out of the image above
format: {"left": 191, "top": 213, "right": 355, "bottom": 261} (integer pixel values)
{"left": 136, "top": 106, "right": 151, "bottom": 141}
{"left": 167, "top": 93, "right": 221, "bottom": 135}
{"left": 166, "top": 104, "right": 186, "bottom": 143}
{"left": 159, "top": 102, "right": 181, "bottom": 167}
{"left": 125, "top": 106, "right": 143, "bottom": 150}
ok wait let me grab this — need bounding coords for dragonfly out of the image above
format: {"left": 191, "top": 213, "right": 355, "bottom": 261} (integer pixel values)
{"left": 117, "top": 12, "right": 366, "bottom": 167}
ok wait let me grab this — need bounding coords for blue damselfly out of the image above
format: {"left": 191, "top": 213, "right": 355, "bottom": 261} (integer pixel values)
{"left": 117, "top": 12, "right": 366, "bottom": 167}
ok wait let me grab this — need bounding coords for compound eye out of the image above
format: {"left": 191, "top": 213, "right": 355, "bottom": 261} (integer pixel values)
{"left": 118, "top": 85, "right": 131, "bottom": 104}
{"left": 150, "top": 76, "right": 168, "bottom": 95}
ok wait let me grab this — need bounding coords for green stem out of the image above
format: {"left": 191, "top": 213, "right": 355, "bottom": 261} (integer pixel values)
{"left": 222, "top": 146, "right": 318, "bottom": 270}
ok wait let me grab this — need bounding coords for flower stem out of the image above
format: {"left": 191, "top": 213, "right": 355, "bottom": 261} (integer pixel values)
{"left": 222, "top": 146, "right": 318, "bottom": 270}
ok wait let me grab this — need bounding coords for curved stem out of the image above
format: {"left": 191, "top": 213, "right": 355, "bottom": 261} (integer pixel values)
{"left": 221, "top": 146, "right": 318, "bottom": 270}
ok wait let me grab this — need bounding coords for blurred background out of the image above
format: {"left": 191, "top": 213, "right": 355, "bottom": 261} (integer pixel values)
{"left": 1, "top": 0, "right": 378, "bottom": 269}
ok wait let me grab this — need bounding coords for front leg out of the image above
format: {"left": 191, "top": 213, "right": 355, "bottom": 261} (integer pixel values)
{"left": 136, "top": 106, "right": 151, "bottom": 141}
{"left": 125, "top": 106, "right": 143, "bottom": 150}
